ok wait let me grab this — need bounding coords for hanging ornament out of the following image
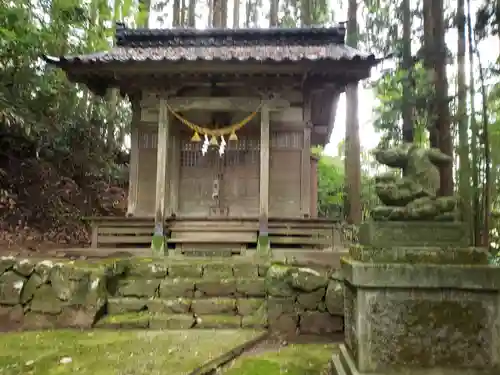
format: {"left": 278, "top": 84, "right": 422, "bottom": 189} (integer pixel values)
{"left": 201, "top": 134, "right": 209, "bottom": 156}
{"left": 219, "top": 136, "right": 226, "bottom": 156}
{"left": 190, "top": 131, "right": 201, "bottom": 142}
{"left": 228, "top": 131, "right": 238, "bottom": 141}
{"left": 210, "top": 135, "right": 218, "bottom": 146}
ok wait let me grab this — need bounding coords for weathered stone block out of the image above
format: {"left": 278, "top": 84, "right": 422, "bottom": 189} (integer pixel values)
{"left": 159, "top": 278, "right": 195, "bottom": 298}
{"left": 296, "top": 288, "right": 325, "bottom": 310}
{"left": 0, "top": 305, "right": 24, "bottom": 330}
{"left": 117, "top": 279, "right": 160, "bottom": 298}
{"left": 34, "top": 260, "right": 55, "bottom": 283}
{"left": 196, "top": 279, "right": 236, "bottom": 297}
{"left": 288, "top": 267, "right": 329, "bottom": 292}
{"left": 268, "top": 313, "right": 298, "bottom": 333}
{"left": 0, "top": 256, "right": 16, "bottom": 274}
{"left": 195, "top": 315, "right": 241, "bottom": 329}
{"left": 202, "top": 263, "right": 234, "bottom": 278}
{"left": 13, "top": 259, "right": 35, "bottom": 276}
{"left": 0, "top": 271, "right": 26, "bottom": 305}
{"left": 359, "top": 221, "right": 470, "bottom": 248}
{"left": 236, "top": 298, "right": 265, "bottom": 316}
{"left": 236, "top": 278, "right": 266, "bottom": 297}
{"left": 127, "top": 262, "right": 168, "bottom": 279}
{"left": 23, "top": 311, "right": 57, "bottom": 330}
{"left": 232, "top": 264, "right": 259, "bottom": 278}
{"left": 56, "top": 307, "right": 97, "bottom": 328}
{"left": 299, "top": 311, "right": 343, "bottom": 334}
{"left": 265, "top": 264, "right": 295, "bottom": 297}
{"left": 50, "top": 265, "right": 81, "bottom": 301}
{"left": 340, "top": 259, "right": 500, "bottom": 374}
{"left": 150, "top": 314, "right": 194, "bottom": 329}
{"left": 147, "top": 298, "right": 191, "bottom": 314}
{"left": 29, "top": 284, "right": 63, "bottom": 314}
{"left": 168, "top": 264, "right": 203, "bottom": 278}
{"left": 325, "top": 280, "right": 344, "bottom": 315}
{"left": 107, "top": 298, "right": 147, "bottom": 314}
{"left": 350, "top": 245, "right": 489, "bottom": 265}
{"left": 191, "top": 298, "right": 235, "bottom": 315}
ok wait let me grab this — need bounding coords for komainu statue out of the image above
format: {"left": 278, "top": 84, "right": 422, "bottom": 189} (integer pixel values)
{"left": 371, "top": 144, "right": 458, "bottom": 221}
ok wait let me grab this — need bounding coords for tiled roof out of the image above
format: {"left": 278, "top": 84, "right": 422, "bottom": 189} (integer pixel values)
{"left": 44, "top": 24, "right": 378, "bottom": 65}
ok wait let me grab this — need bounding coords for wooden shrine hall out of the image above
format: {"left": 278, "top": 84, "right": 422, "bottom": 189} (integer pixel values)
{"left": 44, "top": 23, "right": 378, "bottom": 255}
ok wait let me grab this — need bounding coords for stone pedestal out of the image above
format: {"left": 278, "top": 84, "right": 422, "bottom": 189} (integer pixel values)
{"left": 331, "top": 221, "right": 500, "bottom": 375}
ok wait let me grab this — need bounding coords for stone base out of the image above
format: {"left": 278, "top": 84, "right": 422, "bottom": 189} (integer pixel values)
{"left": 359, "top": 221, "right": 470, "bottom": 248}
{"left": 340, "top": 258, "right": 500, "bottom": 374}
{"left": 330, "top": 344, "right": 492, "bottom": 375}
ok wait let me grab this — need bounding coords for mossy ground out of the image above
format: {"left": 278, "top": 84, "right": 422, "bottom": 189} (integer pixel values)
{"left": 223, "top": 343, "right": 336, "bottom": 375}
{"left": 0, "top": 329, "right": 262, "bottom": 375}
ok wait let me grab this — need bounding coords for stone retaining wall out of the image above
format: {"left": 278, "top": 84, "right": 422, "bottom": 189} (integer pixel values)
{"left": 0, "top": 256, "right": 344, "bottom": 334}
{"left": 0, "top": 257, "right": 107, "bottom": 331}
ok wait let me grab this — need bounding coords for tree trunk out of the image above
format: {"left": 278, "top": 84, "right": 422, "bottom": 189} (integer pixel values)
{"left": 432, "top": 0, "right": 453, "bottom": 196}
{"left": 344, "top": 0, "right": 362, "bottom": 225}
{"left": 422, "top": 0, "right": 438, "bottom": 148}
{"left": 269, "top": 0, "right": 279, "bottom": 27}
{"left": 188, "top": 0, "right": 196, "bottom": 26}
{"left": 173, "top": 0, "right": 181, "bottom": 26}
{"left": 401, "top": 0, "right": 413, "bottom": 143}
{"left": 467, "top": 0, "right": 481, "bottom": 245}
{"left": 233, "top": 0, "right": 240, "bottom": 27}
{"left": 456, "top": 0, "right": 472, "bottom": 227}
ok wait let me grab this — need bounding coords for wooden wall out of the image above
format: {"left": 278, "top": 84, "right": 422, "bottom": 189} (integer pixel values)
{"left": 132, "top": 90, "right": 311, "bottom": 218}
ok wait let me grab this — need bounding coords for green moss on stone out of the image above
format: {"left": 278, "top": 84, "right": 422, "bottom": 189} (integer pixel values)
{"left": 224, "top": 344, "right": 336, "bottom": 375}
{"left": 0, "top": 329, "right": 263, "bottom": 375}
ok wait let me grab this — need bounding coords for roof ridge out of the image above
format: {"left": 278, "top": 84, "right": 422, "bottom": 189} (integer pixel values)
{"left": 114, "top": 22, "right": 346, "bottom": 48}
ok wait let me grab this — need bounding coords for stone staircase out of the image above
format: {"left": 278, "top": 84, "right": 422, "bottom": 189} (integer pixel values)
{"left": 94, "top": 260, "right": 269, "bottom": 330}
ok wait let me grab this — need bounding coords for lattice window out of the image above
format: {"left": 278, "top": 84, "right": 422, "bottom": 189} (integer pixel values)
{"left": 271, "top": 131, "right": 303, "bottom": 149}
{"left": 180, "top": 141, "right": 201, "bottom": 167}
{"left": 140, "top": 132, "right": 158, "bottom": 149}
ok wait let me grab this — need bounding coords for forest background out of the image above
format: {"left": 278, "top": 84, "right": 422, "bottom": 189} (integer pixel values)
{"left": 0, "top": 0, "right": 499, "bottom": 254}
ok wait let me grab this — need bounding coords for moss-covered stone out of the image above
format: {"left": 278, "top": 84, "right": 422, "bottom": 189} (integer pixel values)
{"left": 232, "top": 264, "right": 259, "bottom": 278}
{"left": 127, "top": 262, "right": 168, "bottom": 279}
{"left": 288, "top": 267, "right": 328, "bottom": 292}
{"left": 236, "top": 278, "right": 266, "bottom": 297}
{"left": 107, "top": 297, "right": 147, "bottom": 314}
{"left": 34, "top": 260, "right": 55, "bottom": 282}
{"left": 0, "top": 329, "right": 265, "bottom": 375}
{"left": 325, "top": 280, "right": 343, "bottom": 315}
{"left": 95, "top": 312, "right": 150, "bottom": 329}
{"left": 359, "top": 221, "right": 469, "bottom": 248}
{"left": 299, "top": 311, "right": 343, "bottom": 334}
{"left": 296, "top": 288, "right": 325, "bottom": 310}
{"left": 195, "top": 314, "right": 241, "bottom": 329}
{"left": 0, "top": 271, "right": 26, "bottom": 305}
{"left": 159, "top": 278, "right": 195, "bottom": 298}
{"left": 20, "top": 273, "right": 43, "bottom": 304}
{"left": 29, "top": 284, "right": 63, "bottom": 314}
{"left": 147, "top": 298, "right": 191, "bottom": 314}
{"left": 237, "top": 298, "right": 265, "bottom": 316}
{"left": 191, "top": 298, "right": 236, "bottom": 315}
{"left": 168, "top": 264, "right": 203, "bottom": 278}
{"left": 50, "top": 265, "right": 81, "bottom": 301}
{"left": 196, "top": 278, "right": 236, "bottom": 297}
{"left": 116, "top": 279, "right": 160, "bottom": 298}
{"left": 0, "top": 256, "right": 16, "bottom": 274}
{"left": 13, "top": 259, "right": 35, "bottom": 277}
{"left": 265, "top": 264, "right": 295, "bottom": 297}
{"left": 150, "top": 313, "right": 195, "bottom": 329}
{"left": 350, "top": 244, "right": 488, "bottom": 264}
{"left": 203, "top": 263, "right": 234, "bottom": 278}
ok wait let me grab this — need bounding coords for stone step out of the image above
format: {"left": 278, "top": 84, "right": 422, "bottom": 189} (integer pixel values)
{"left": 107, "top": 297, "right": 267, "bottom": 318}
{"left": 114, "top": 277, "right": 267, "bottom": 299}
{"left": 94, "top": 311, "right": 267, "bottom": 330}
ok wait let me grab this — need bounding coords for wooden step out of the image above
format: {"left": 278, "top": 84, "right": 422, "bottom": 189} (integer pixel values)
{"left": 98, "top": 227, "right": 154, "bottom": 235}
{"left": 98, "top": 235, "right": 152, "bottom": 245}
{"left": 170, "top": 227, "right": 257, "bottom": 233}
{"left": 269, "top": 235, "right": 332, "bottom": 246}
{"left": 169, "top": 231, "right": 257, "bottom": 243}
{"left": 266, "top": 228, "right": 331, "bottom": 236}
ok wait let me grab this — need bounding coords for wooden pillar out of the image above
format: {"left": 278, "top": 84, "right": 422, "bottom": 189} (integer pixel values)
{"left": 126, "top": 100, "right": 140, "bottom": 217}
{"left": 301, "top": 126, "right": 312, "bottom": 217}
{"left": 259, "top": 103, "right": 270, "bottom": 236}
{"left": 310, "top": 155, "right": 319, "bottom": 218}
{"left": 169, "top": 133, "right": 180, "bottom": 215}
{"left": 152, "top": 98, "right": 170, "bottom": 253}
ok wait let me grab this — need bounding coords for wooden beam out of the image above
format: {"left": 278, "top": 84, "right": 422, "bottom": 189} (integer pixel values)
{"left": 141, "top": 96, "right": 289, "bottom": 112}
{"left": 259, "top": 104, "right": 270, "bottom": 233}
{"left": 153, "top": 98, "right": 170, "bottom": 251}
